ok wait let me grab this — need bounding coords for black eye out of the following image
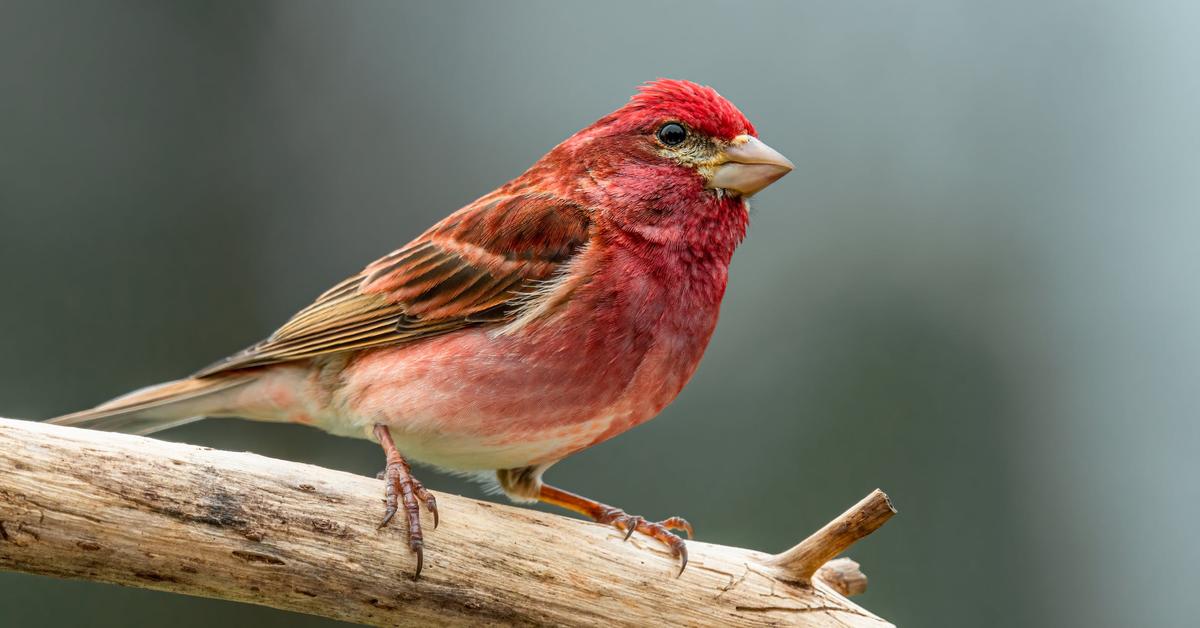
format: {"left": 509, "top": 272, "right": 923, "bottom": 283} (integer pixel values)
{"left": 656, "top": 123, "right": 687, "bottom": 146}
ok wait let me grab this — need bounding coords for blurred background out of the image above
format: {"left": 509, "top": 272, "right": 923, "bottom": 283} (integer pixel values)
{"left": 2, "top": 1, "right": 1198, "bottom": 626}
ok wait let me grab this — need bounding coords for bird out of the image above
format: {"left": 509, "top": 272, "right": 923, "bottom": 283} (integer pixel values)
{"left": 47, "top": 79, "right": 793, "bottom": 579}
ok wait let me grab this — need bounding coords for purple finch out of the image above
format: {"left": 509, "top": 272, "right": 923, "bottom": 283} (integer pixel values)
{"left": 49, "top": 79, "right": 793, "bottom": 578}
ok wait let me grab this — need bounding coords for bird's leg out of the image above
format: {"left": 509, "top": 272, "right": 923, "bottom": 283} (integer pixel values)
{"left": 373, "top": 423, "right": 437, "bottom": 580}
{"left": 538, "top": 484, "right": 693, "bottom": 575}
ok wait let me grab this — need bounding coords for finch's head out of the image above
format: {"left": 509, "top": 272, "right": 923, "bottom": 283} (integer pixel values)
{"left": 560, "top": 79, "right": 793, "bottom": 200}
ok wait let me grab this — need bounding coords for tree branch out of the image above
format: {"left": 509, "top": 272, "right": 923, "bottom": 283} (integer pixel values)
{"left": 0, "top": 418, "right": 894, "bottom": 627}
{"left": 767, "top": 490, "right": 896, "bottom": 579}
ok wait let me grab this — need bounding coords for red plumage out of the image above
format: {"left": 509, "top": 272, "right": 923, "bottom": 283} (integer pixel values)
{"left": 597, "top": 79, "right": 756, "bottom": 139}
{"left": 48, "top": 79, "right": 792, "bottom": 577}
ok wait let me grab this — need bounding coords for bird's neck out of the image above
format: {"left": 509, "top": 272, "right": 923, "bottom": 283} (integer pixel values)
{"left": 520, "top": 149, "right": 750, "bottom": 306}
{"left": 599, "top": 194, "right": 748, "bottom": 310}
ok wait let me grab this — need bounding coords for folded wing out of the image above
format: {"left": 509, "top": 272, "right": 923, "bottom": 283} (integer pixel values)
{"left": 196, "top": 192, "right": 592, "bottom": 376}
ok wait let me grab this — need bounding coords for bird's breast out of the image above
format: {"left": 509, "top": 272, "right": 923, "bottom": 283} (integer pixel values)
{"left": 322, "top": 249, "right": 725, "bottom": 470}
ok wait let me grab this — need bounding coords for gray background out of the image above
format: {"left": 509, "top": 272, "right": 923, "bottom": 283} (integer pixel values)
{"left": 2, "top": 1, "right": 1198, "bottom": 626}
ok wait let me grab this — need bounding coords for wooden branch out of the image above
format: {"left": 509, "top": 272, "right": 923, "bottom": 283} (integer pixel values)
{"left": 0, "top": 418, "right": 895, "bottom": 627}
{"left": 766, "top": 490, "right": 896, "bottom": 580}
{"left": 814, "top": 558, "right": 870, "bottom": 597}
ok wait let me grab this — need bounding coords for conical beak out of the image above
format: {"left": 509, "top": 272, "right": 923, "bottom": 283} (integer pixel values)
{"left": 707, "top": 135, "right": 794, "bottom": 197}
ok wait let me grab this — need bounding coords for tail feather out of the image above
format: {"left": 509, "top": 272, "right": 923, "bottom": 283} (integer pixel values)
{"left": 47, "top": 376, "right": 254, "bottom": 436}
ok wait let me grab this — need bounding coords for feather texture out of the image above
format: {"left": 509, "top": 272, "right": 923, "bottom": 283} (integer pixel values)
{"left": 195, "top": 193, "right": 591, "bottom": 376}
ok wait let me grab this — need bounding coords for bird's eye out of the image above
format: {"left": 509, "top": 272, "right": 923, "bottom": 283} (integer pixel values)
{"left": 656, "top": 123, "right": 687, "bottom": 146}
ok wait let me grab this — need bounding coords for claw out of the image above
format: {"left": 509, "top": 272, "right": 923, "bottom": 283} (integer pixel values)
{"left": 660, "top": 516, "right": 694, "bottom": 539}
{"left": 379, "top": 505, "right": 397, "bottom": 529}
{"left": 412, "top": 542, "right": 424, "bottom": 581}
{"left": 622, "top": 515, "right": 643, "bottom": 541}
{"left": 414, "top": 483, "right": 439, "bottom": 529}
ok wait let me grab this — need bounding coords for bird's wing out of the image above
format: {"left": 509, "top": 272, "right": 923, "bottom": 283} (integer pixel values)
{"left": 195, "top": 192, "right": 592, "bottom": 376}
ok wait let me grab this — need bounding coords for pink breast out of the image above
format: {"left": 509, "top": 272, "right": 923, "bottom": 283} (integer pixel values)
{"left": 335, "top": 270, "right": 719, "bottom": 466}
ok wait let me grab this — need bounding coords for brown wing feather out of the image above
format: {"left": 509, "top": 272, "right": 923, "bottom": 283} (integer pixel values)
{"left": 195, "top": 193, "right": 591, "bottom": 377}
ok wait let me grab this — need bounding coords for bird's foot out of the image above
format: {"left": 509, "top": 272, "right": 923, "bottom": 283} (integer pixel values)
{"left": 538, "top": 484, "right": 693, "bottom": 576}
{"left": 597, "top": 506, "right": 693, "bottom": 576}
{"left": 373, "top": 424, "right": 437, "bottom": 580}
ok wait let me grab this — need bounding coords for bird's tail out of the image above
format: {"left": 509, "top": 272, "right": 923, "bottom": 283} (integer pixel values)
{"left": 46, "top": 376, "right": 255, "bottom": 436}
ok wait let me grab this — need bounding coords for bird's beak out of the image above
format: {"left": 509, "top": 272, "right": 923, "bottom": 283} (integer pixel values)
{"left": 707, "top": 135, "right": 794, "bottom": 197}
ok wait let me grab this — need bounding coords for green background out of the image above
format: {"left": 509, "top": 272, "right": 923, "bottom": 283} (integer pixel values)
{"left": 2, "top": 1, "right": 1198, "bottom": 626}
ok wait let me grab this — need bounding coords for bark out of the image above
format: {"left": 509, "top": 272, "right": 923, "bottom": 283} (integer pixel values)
{"left": 0, "top": 418, "right": 895, "bottom": 627}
